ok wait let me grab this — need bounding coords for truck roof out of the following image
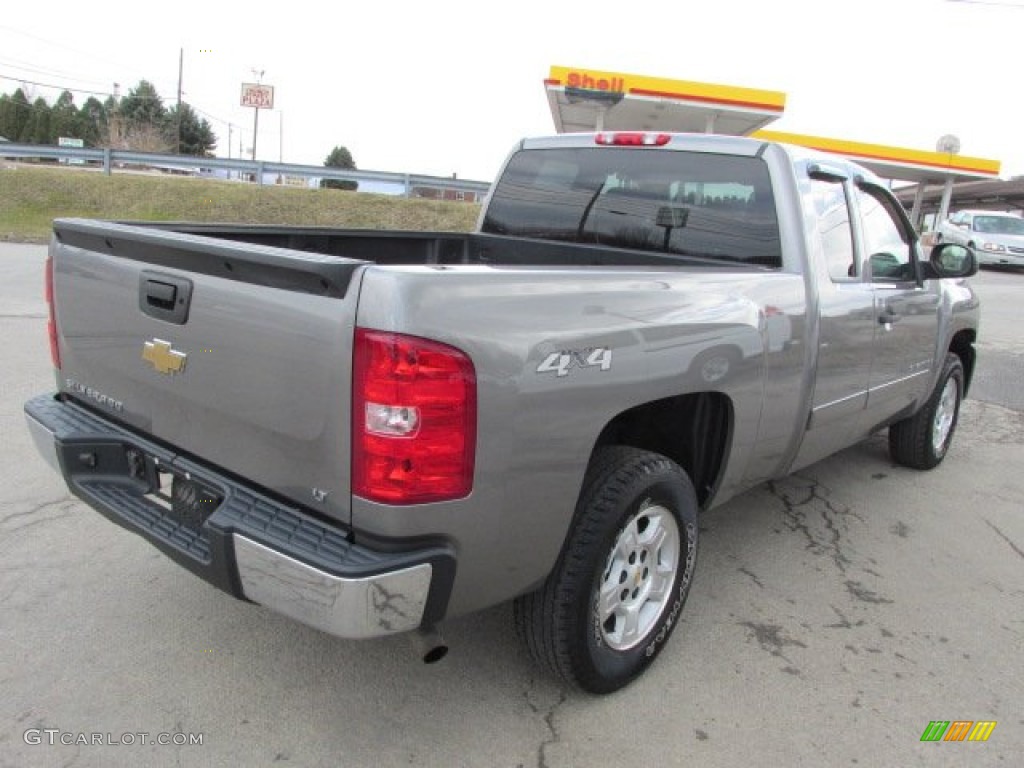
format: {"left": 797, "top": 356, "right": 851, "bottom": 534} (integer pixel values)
{"left": 516, "top": 131, "right": 884, "bottom": 186}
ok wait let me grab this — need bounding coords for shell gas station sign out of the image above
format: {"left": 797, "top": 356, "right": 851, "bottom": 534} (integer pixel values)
{"left": 547, "top": 65, "right": 786, "bottom": 113}
{"left": 544, "top": 65, "right": 786, "bottom": 136}
{"left": 543, "top": 64, "right": 1000, "bottom": 186}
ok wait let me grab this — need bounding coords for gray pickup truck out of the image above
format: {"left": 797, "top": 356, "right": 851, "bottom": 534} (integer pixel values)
{"left": 25, "top": 132, "right": 979, "bottom": 693}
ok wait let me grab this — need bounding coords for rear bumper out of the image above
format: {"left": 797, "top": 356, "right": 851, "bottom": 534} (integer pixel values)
{"left": 24, "top": 393, "right": 455, "bottom": 639}
{"left": 976, "top": 249, "right": 1024, "bottom": 267}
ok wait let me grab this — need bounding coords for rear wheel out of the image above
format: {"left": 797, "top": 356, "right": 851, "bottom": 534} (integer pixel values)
{"left": 514, "top": 447, "right": 699, "bottom": 693}
{"left": 889, "top": 353, "right": 964, "bottom": 469}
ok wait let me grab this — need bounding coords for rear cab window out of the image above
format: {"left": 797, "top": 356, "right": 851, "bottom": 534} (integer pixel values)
{"left": 482, "top": 147, "right": 782, "bottom": 268}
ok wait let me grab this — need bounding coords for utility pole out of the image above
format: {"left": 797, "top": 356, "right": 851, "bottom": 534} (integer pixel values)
{"left": 277, "top": 111, "right": 284, "bottom": 185}
{"left": 176, "top": 48, "right": 183, "bottom": 154}
{"left": 251, "top": 68, "right": 264, "bottom": 162}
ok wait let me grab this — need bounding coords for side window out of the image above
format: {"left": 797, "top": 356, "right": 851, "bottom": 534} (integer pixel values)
{"left": 856, "top": 186, "right": 914, "bottom": 282}
{"left": 811, "top": 179, "right": 856, "bottom": 281}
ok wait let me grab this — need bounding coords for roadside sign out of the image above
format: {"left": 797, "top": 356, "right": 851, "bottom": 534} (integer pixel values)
{"left": 58, "top": 136, "right": 85, "bottom": 165}
{"left": 240, "top": 83, "right": 274, "bottom": 110}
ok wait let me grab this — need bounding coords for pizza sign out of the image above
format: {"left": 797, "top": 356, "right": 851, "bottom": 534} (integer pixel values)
{"left": 240, "top": 83, "right": 274, "bottom": 109}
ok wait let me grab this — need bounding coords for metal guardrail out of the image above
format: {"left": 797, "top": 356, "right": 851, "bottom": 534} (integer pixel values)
{"left": 0, "top": 142, "right": 492, "bottom": 198}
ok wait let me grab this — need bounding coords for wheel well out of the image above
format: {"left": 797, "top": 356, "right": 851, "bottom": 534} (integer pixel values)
{"left": 949, "top": 330, "right": 976, "bottom": 395}
{"left": 591, "top": 392, "right": 732, "bottom": 510}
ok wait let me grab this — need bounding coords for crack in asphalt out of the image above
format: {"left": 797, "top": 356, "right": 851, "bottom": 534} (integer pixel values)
{"left": 738, "top": 567, "right": 764, "bottom": 589}
{"left": 523, "top": 681, "right": 567, "bottom": 768}
{"left": 844, "top": 580, "right": 893, "bottom": 605}
{"left": 983, "top": 519, "right": 1024, "bottom": 560}
{"left": 0, "top": 496, "right": 77, "bottom": 534}
{"left": 768, "top": 475, "right": 859, "bottom": 574}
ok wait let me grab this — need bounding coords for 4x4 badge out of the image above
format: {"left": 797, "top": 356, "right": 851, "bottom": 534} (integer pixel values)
{"left": 537, "top": 347, "right": 612, "bottom": 378}
{"left": 142, "top": 339, "right": 187, "bottom": 375}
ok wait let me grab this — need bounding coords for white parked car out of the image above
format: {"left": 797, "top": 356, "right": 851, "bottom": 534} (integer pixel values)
{"left": 937, "top": 209, "right": 1024, "bottom": 267}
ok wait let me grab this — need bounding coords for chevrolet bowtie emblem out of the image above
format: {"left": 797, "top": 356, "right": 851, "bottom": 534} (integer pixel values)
{"left": 142, "top": 339, "right": 187, "bottom": 375}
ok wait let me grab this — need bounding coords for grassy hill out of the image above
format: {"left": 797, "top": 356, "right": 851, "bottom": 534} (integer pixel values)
{"left": 0, "top": 164, "right": 481, "bottom": 242}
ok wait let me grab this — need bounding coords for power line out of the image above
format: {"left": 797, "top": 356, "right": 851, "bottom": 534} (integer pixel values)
{"left": 0, "top": 25, "right": 138, "bottom": 78}
{"left": 1, "top": 76, "right": 224, "bottom": 127}
{"left": 945, "top": 0, "right": 1024, "bottom": 7}
{"left": 0, "top": 56, "right": 112, "bottom": 88}
{"left": 1, "top": 26, "right": 184, "bottom": 110}
{"left": 0, "top": 73, "right": 113, "bottom": 99}
{"left": 1, "top": 57, "right": 239, "bottom": 147}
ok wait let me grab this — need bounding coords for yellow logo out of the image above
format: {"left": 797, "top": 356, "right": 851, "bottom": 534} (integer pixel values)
{"left": 142, "top": 339, "right": 187, "bottom": 375}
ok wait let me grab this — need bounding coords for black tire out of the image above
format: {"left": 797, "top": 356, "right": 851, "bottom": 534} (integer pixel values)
{"left": 514, "top": 447, "right": 699, "bottom": 694}
{"left": 889, "top": 353, "right": 964, "bottom": 470}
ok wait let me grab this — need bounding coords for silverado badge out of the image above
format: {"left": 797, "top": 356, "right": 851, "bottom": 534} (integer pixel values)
{"left": 142, "top": 339, "right": 187, "bottom": 375}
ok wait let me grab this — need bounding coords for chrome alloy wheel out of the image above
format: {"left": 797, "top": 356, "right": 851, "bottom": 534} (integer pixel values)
{"left": 932, "top": 377, "right": 959, "bottom": 453}
{"left": 597, "top": 500, "right": 681, "bottom": 651}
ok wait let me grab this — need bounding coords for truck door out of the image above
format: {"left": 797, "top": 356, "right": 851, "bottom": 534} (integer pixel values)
{"left": 854, "top": 184, "right": 940, "bottom": 430}
{"left": 792, "top": 174, "right": 876, "bottom": 471}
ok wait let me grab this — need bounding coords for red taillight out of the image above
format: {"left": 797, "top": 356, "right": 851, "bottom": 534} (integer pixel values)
{"left": 45, "top": 255, "right": 61, "bottom": 370}
{"left": 352, "top": 329, "right": 476, "bottom": 505}
{"left": 595, "top": 132, "right": 671, "bottom": 147}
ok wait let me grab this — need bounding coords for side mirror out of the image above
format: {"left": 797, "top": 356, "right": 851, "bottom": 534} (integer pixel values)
{"left": 922, "top": 242, "right": 977, "bottom": 279}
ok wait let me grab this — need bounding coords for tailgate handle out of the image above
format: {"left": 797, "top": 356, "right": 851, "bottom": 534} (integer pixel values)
{"left": 140, "top": 271, "right": 192, "bottom": 324}
{"left": 146, "top": 280, "right": 177, "bottom": 309}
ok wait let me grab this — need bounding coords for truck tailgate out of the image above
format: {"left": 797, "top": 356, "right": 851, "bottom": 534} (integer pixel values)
{"left": 50, "top": 219, "right": 366, "bottom": 525}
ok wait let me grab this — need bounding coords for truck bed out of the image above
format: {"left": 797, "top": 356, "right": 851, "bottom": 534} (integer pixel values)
{"left": 123, "top": 221, "right": 779, "bottom": 270}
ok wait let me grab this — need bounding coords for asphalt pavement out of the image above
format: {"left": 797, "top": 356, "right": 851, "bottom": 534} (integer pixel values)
{"left": 1, "top": 243, "right": 1021, "bottom": 767}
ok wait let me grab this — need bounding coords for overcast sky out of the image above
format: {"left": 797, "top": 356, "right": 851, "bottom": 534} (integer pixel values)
{"left": 2, "top": 0, "right": 1022, "bottom": 181}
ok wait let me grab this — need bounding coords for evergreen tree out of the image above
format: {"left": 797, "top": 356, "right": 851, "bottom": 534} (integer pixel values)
{"left": 51, "top": 90, "right": 78, "bottom": 139}
{"left": 0, "top": 89, "right": 32, "bottom": 142}
{"left": 20, "top": 97, "right": 53, "bottom": 144}
{"left": 320, "top": 145, "right": 358, "bottom": 191}
{"left": 164, "top": 102, "right": 217, "bottom": 156}
{"left": 119, "top": 80, "right": 165, "bottom": 128}
{"left": 77, "top": 97, "right": 106, "bottom": 146}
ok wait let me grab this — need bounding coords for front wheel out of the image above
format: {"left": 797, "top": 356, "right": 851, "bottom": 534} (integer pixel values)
{"left": 889, "top": 353, "right": 964, "bottom": 469}
{"left": 514, "top": 447, "right": 699, "bottom": 693}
